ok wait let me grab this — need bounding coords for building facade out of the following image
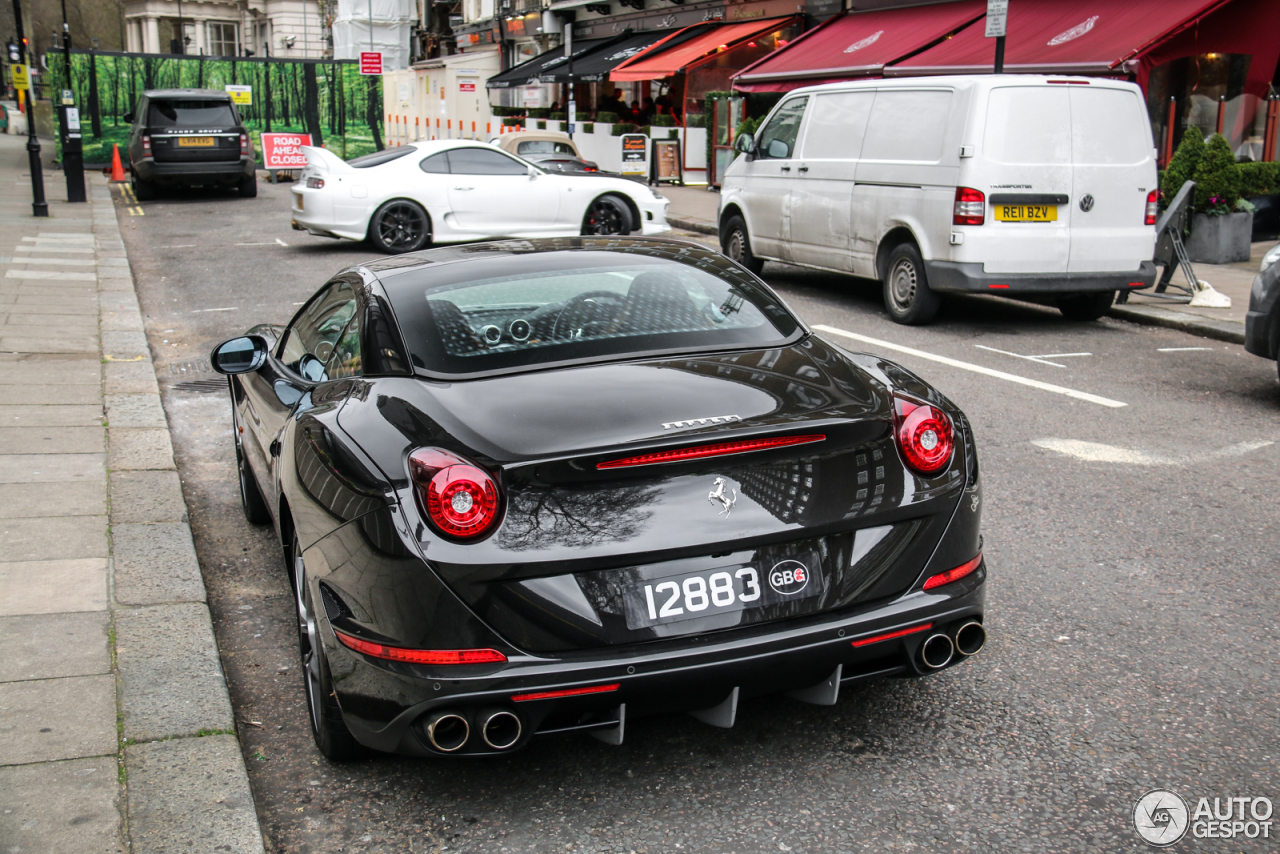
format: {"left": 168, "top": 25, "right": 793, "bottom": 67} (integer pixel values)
{"left": 123, "top": 0, "right": 330, "bottom": 59}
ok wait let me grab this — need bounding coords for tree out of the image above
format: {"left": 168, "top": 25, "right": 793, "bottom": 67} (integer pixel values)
{"left": 1161, "top": 129, "right": 1203, "bottom": 206}
{"left": 303, "top": 62, "right": 323, "bottom": 145}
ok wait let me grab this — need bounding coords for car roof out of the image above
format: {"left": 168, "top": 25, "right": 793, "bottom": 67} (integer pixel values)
{"left": 497, "top": 131, "right": 578, "bottom": 150}
{"left": 142, "top": 88, "right": 234, "bottom": 100}
{"left": 787, "top": 74, "right": 1140, "bottom": 97}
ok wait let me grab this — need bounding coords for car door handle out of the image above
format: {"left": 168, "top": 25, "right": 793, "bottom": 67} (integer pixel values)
{"left": 797, "top": 166, "right": 809, "bottom": 173}
{"left": 779, "top": 166, "right": 791, "bottom": 172}
{"left": 452, "top": 186, "right": 474, "bottom": 190}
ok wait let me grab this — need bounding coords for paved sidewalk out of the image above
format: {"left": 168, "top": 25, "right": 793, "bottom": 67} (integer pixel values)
{"left": 0, "top": 136, "right": 263, "bottom": 852}
{"left": 659, "top": 185, "right": 1267, "bottom": 343}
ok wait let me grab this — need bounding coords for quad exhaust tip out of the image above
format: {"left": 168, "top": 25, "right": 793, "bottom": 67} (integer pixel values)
{"left": 954, "top": 621, "right": 987, "bottom": 657}
{"left": 920, "top": 633, "right": 955, "bottom": 670}
{"left": 424, "top": 710, "right": 470, "bottom": 753}
{"left": 480, "top": 708, "right": 523, "bottom": 750}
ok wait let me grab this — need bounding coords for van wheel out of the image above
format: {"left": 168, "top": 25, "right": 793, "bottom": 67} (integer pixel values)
{"left": 883, "top": 243, "right": 940, "bottom": 325}
{"left": 1057, "top": 291, "right": 1114, "bottom": 321}
{"left": 721, "top": 215, "right": 764, "bottom": 275}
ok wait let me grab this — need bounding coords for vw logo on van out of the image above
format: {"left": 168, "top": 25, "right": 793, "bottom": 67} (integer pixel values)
{"left": 1079, "top": 194, "right": 1095, "bottom": 212}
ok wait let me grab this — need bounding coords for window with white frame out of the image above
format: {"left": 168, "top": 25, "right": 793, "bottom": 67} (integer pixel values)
{"left": 207, "top": 21, "right": 238, "bottom": 57}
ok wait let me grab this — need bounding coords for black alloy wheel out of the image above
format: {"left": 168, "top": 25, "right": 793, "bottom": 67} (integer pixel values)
{"left": 131, "top": 172, "right": 156, "bottom": 202}
{"left": 232, "top": 401, "right": 270, "bottom": 525}
{"left": 1056, "top": 291, "right": 1115, "bottom": 321}
{"left": 292, "top": 535, "right": 367, "bottom": 761}
{"left": 720, "top": 214, "right": 763, "bottom": 275}
{"left": 369, "top": 200, "right": 431, "bottom": 254}
{"left": 882, "top": 242, "right": 941, "bottom": 325}
{"left": 581, "top": 195, "right": 632, "bottom": 236}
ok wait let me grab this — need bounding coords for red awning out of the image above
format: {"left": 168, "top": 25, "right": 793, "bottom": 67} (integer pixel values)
{"left": 612, "top": 18, "right": 800, "bottom": 82}
{"left": 887, "top": 0, "right": 1228, "bottom": 77}
{"left": 1136, "top": 0, "right": 1280, "bottom": 99}
{"left": 731, "top": 1, "right": 985, "bottom": 93}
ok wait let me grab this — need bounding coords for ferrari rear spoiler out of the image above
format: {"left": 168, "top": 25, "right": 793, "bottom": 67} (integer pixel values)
{"left": 302, "top": 145, "right": 354, "bottom": 174}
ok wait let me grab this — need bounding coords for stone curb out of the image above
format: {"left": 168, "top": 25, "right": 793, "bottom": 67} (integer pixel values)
{"left": 664, "top": 212, "right": 1248, "bottom": 345}
{"left": 94, "top": 178, "right": 267, "bottom": 854}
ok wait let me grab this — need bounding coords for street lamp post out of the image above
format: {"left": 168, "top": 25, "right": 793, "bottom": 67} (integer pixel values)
{"left": 12, "top": 0, "right": 48, "bottom": 216}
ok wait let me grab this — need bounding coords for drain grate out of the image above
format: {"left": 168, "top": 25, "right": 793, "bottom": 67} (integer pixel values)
{"left": 171, "top": 359, "right": 213, "bottom": 375}
{"left": 173, "top": 378, "right": 228, "bottom": 394}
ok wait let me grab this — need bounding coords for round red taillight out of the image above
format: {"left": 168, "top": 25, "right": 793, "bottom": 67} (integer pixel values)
{"left": 893, "top": 395, "right": 954, "bottom": 475}
{"left": 408, "top": 449, "right": 501, "bottom": 540}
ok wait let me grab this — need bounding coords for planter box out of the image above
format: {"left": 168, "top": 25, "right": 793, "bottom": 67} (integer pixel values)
{"left": 1187, "top": 210, "right": 1253, "bottom": 264}
{"left": 1247, "top": 193, "right": 1280, "bottom": 242}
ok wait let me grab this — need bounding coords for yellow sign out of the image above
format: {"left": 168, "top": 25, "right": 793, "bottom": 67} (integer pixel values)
{"left": 225, "top": 84, "right": 252, "bottom": 106}
{"left": 994, "top": 204, "right": 1058, "bottom": 222}
{"left": 10, "top": 64, "right": 29, "bottom": 91}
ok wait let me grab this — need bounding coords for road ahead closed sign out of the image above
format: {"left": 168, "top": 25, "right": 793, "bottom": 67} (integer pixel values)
{"left": 260, "top": 133, "right": 313, "bottom": 169}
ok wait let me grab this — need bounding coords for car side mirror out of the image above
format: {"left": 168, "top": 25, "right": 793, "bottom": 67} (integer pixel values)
{"left": 767, "top": 139, "right": 790, "bottom": 159}
{"left": 123, "top": 111, "right": 133, "bottom": 123}
{"left": 210, "top": 335, "right": 269, "bottom": 374}
{"left": 734, "top": 133, "right": 755, "bottom": 159}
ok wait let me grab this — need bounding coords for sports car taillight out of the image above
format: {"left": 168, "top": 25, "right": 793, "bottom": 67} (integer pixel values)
{"left": 408, "top": 448, "right": 501, "bottom": 539}
{"left": 306, "top": 176, "right": 324, "bottom": 189}
{"left": 334, "top": 631, "right": 506, "bottom": 664}
{"left": 892, "top": 393, "right": 954, "bottom": 475}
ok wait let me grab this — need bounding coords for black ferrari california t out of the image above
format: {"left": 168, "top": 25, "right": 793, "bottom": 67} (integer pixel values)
{"left": 211, "top": 237, "right": 987, "bottom": 761}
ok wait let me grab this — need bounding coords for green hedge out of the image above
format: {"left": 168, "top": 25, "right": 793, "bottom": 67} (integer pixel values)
{"left": 1239, "top": 161, "right": 1280, "bottom": 197}
{"left": 501, "top": 117, "right": 523, "bottom": 127}
{"left": 597, "top": 111, "right": 620, "bottom": 124}
{"left": 611, "top": 122, "right": 638, "bottom": 136}
{"left": 1193, "top": 133, "right": 1241, "bottom": 214}
{"left": 527, "top": 108, "right": 550, "bottom": 119}
{"left": 550, "top": 112, "right": 566, "bottom": 121}
{"left": 490, "top": 106, "right": 522, "bottom": 117}
{"left": 1160, "top": 130, "right": 1203, "bottom": 207}
{"left": 652, "top": 114, "right": 676, "bottom": 127}
{"left": 582, "top": 122, "right": 594, "bottom": 134}
{"left": 536, "top": 120, "right": 547, "bottom": 129}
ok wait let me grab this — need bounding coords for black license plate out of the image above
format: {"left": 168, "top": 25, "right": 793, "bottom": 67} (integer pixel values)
{"left": 623, "top": 552, "right": 824, "bottom": 630}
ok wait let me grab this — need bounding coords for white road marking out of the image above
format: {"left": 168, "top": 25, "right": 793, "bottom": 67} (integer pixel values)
{"left": 275, "top": 238, "right": 288, "bottom": 247}
{"left": 974, "top": 344, "right": 1091, "bottom": 369}
{"left": 170, "top": 245, "right": 197, "bottom": 248}
{"left": 32, "top": 233, "right": 94, "bottom": 240}
{"left": 5, "top": 270, "right": 98, "bottom": 281}
{"left": 1032, "top": 438, "right": 1274, "bottom": 466}
{"left": 814, "top": 324, "right": 1127, "bottom": 408}
{"left": 193, "top": 307, "right": 238, "bottom": 312}
{"left": 235, "top": 242, "right": 276, "bottom": 246}
{"left": 1157, "top": 347, "right": 1213, "bottom": 352}
{"left": 4, "top": 257, "right": 97, "bottom": 266}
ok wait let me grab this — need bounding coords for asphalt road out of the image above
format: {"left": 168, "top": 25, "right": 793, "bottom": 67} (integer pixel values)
{"left": 114, "top": 177, "right": 1280, "bottom": 854}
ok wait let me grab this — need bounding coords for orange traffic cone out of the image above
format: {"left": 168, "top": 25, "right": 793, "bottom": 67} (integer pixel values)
{"left": 109, "top": 144, "right": 127, "bottom": 182}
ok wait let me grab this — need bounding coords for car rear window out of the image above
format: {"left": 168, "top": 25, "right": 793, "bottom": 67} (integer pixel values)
{"left": 147, "top": 100, "right": 237, "bottom": 128}
{"left": 349, "top": 147, "right": 416, "bottom": 168}
{"left": 382, "top": 248, "right": 802, "bottom": 378}
{"left": 517, "top": 140, "right": 576, "bottom": 155}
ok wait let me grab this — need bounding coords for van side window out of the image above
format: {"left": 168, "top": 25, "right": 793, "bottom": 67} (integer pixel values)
{"left": 800, "top": 92, "right": 875, "bottom": 160}
{"left": 984, "top": 87, "right": 1070, "bottom": 164}
{"left": 860, "top": 90, "right": 953, "bottom": 163}
{"left": 756, "top": 97, "right": 808, "bottom": 160}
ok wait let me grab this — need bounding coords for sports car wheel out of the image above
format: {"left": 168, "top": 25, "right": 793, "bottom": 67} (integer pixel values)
{"left": 1056, "top": 291, "right": 1115, "bottom": 321}
{"left": 369, "top": 200, "right": 431, "bottom": 255}
{"left": 293, "top": 535, "right": 368, "bottom": 761}
{"left": 720, "top": 215, "right": 763, "bottom": 275}
{"left": 232, "top": 404, "right": 270, "bottom": 525}
{"left": 581, "top": 195, "right": 632, "bottom": 236}
{"left": 883, "top": 242, "right": 940, "bottom": 325}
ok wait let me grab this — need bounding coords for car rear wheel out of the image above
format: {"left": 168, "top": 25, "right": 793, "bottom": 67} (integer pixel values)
{"left": 232, "top": 403, "right": 270, "bottom": 525}
{"left": 131, "top": 172, "right": 156, "bottom": 202}
{"left": 883, "top": 242, "right": 940, "bottom": 325}
{"left": 721, "top": 215, "right": 764, "bottom": 275}
{"left": 238, "top": 173, "right": 258, "bottom": 198}
{"left": 293, "top": 534, "right": 368, "bottom": 761}
{"left": 582, "top": 195, "right": 632, "bottom": 236}
{"left": 1057, "top": 291, "right": 1115, "bottom": 321}
{"left": 368, "top": 200, "right": 431, "bottom": 254}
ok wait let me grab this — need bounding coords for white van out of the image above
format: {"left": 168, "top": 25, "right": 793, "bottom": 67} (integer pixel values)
{"left": 718, "top": 75, "right": 1159, "bottom": 324}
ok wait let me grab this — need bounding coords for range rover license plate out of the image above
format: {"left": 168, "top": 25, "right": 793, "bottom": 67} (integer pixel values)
{"left": 994, "top": 204, "right": 1057, "bottom": 222}
{"left": 178, "top": 137, "right": 216, "bottom": 147}
{"left": 623, "top": 553, "right": 824, "bottom": 630}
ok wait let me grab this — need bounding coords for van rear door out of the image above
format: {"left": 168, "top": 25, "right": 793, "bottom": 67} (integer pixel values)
{"left": 1066, "top": 85, "right": 1157, "bottom": 273}
{"left": 974, "top": 85, "right": 1072, "bottom": 274}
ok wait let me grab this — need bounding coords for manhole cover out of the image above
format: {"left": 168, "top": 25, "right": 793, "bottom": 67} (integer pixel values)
{"left": 173, "top": 378, "right": 227, "bottom": 394}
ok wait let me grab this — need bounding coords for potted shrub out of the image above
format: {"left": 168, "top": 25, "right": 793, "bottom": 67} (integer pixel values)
{"left": 1186, "top": 133, "right": 1252, "bottom": 264}
{"left": 1159, "top": 131, "right": 1203, "bottom": 208}
{"left": 1239, "top": 161, "right": 1280, "bottom": 241}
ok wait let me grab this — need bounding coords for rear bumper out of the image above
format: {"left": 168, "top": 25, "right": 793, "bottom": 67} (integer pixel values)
{"left": 328, "top": 568, "right": 986, "bottom": 757}
{"left": 134, "top": 157, "right": 255, "bottom": 184}
{"left": 926, "top": 260, "right": 1157, "bottom": 294}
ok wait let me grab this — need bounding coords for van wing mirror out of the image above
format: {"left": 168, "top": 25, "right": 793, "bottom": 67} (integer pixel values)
{"left": 211, "top": 335, "right": 269, "bottom": 374}
{"left": 734, "top": 132, "right": 755, "bottom": 156}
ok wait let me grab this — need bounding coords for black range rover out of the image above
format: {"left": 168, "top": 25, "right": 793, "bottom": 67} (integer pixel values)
{"left": 126, "top": 88, "right": 257, "bottom": 199}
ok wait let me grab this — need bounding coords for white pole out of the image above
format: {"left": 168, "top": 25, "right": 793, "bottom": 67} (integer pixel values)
{"left": 368, "top": 0, "right": 374, "bottom": 52}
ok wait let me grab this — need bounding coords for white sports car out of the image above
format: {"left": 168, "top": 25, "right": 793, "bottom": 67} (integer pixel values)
{"left": 290, "top": 140, "right": 671, "bottom": 253}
